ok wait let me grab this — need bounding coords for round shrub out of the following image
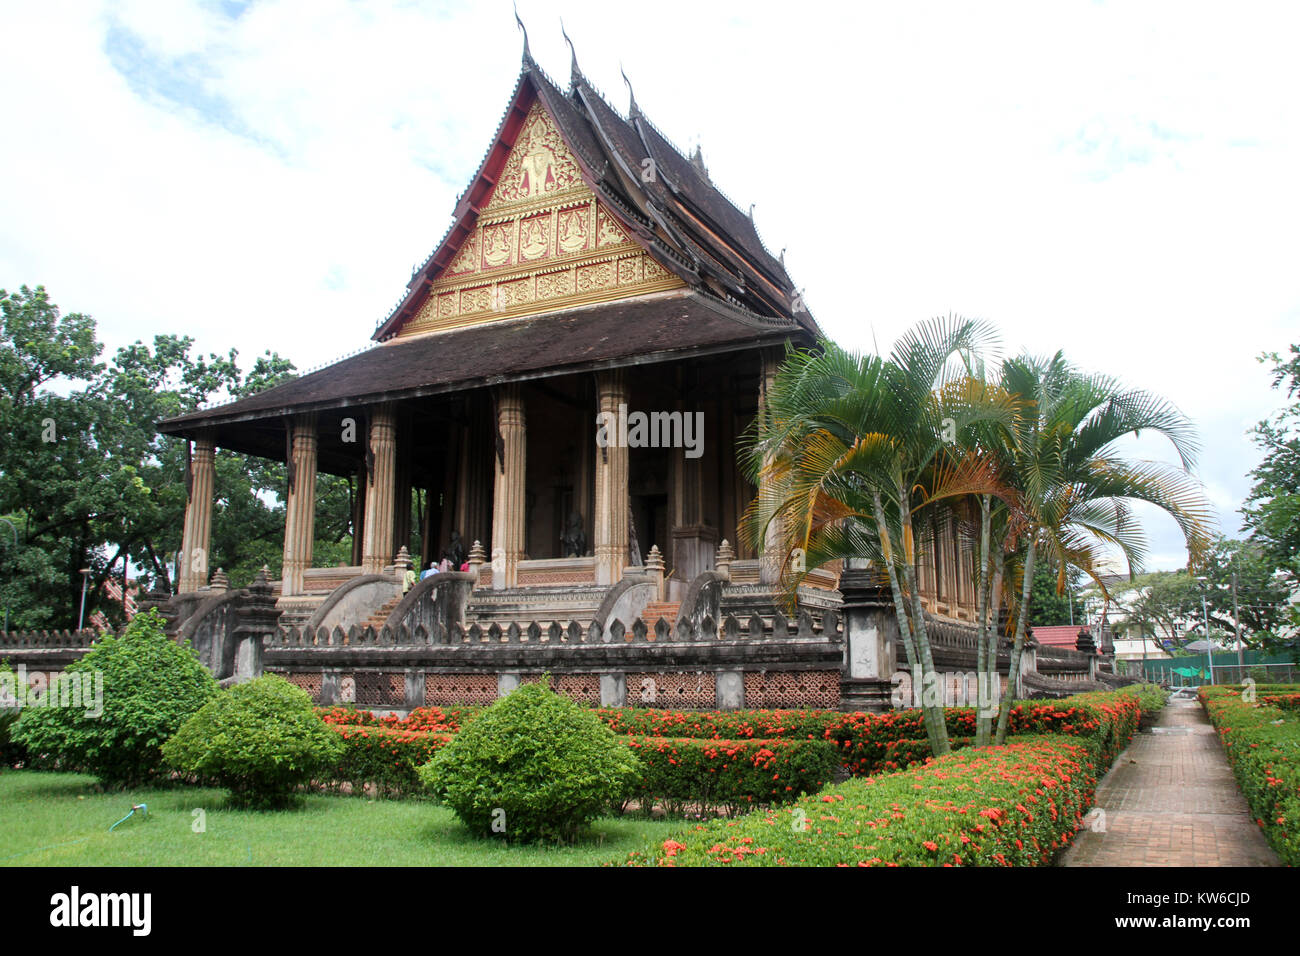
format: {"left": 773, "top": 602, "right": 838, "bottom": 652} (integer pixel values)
{"left": 418, "top": 680, "right": 642, "bottom": 843}
{"left": 163, "top": 674, "right": 345, "bottom": 809}
{"left": 12, "top": 609, "right": 217, "bottom": 787}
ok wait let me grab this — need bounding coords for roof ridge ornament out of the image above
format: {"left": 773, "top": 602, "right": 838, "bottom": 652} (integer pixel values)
{"left": 620, "top": 63, "right": 641, "bottom": 118}
{"left": 561, "top": 18, "right": 581, "bottom": 84}
{"left": 689, "top": 141, "right": 709, "bottom": 181}
{"left": 514, "top": 2, "right": 533, "bottom": 65}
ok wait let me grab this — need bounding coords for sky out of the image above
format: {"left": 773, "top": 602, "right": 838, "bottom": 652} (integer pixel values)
{"left": 1, "top": 0, "right": 1296, "bottom": 573}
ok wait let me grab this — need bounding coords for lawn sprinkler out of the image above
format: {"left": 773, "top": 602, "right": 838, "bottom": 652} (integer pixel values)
{"left": 109, "top": 804, "right": 148, "bottom": 832}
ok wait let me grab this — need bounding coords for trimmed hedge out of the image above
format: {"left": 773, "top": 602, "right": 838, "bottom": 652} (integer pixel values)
{"left": 318, "top": 706, "right": 466, "bottom": 797}
{"left": 329, "top": 724, "right": 454, "bottom": 797}
{"left": 598, "top": 684, "right": 1160, "bottom": 775}
{"left": 311, "top": 685, "right": 1161, "bottom": 809}
{"left": 1200, "top": 685, "right": 1300, "bottom": 865}
{"left": 318, "top": 705, "right": 477, "bottom": 733}
{"left": 624, "top": 736, "right": 838, "bottom": 814}
{"left": 621, "top": 735, "right": 1098, "bottom": 866}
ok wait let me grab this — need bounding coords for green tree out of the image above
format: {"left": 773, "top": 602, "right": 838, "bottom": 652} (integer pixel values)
{"left": 1027, "top": 559, "right": 1086, "bottom": 627}
{"left": 1242, "top": 345, "right": 1300, "bottom": 593}
{"left": 991, "top": 352, "right": 1211, "bottom": 744}
{"left": 0, "top": 286, "right": 356, "bottom": 629}
{"left": 12, "top": 609, "right": 217, "bottom": 786}
{"left": 1109, "top": 570, "right": 1200, "bottom": 660}
{"left": 742, "top": 317, "right": 1012, "bottom": 757}
{"left": 1196, "top": 537, "right": 1291, "bottom": 649}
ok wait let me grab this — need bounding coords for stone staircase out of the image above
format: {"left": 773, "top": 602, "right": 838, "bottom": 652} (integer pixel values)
{"left": 639, "top": 600, "right": 680, "bottom": 626}
{"left": 361, "top": 593, "right": 405, "bottom": 631}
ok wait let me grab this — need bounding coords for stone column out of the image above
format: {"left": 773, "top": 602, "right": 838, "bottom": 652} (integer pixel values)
{"left": 179, "top": 436, "right": 216, "bottom": 593}
{"left": 361, "top": 403, "right": 398, "bottom": 575}
{"left": 838, "top": 559, "right": 898, "bottom": 711}
{"left": 232, "top": 567, "right": 280, "bottom": 682}
{"left": 593, "top": 370, "right": 629, "bottom": 586}
{"left": 490, "top": 384, "right": 526, "bottom": 589}
{"left": 758, "top": 349, "right": 785, "bottom": 585}
{"left": 280, "top": 414, "right": 318, "bottom": 597}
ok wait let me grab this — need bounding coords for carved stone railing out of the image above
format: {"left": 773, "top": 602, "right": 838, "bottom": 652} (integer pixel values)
{"left": 270, "top": 607, "right": 841, "bottom": 650}
{"left": 0, "top": 629, "right": 102, "bottom": 671}
{"left": 0, "top": 629, "right": 100, "bottom": 648}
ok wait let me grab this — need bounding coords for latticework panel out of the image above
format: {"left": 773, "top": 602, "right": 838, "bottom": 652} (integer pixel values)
{"left": 626, "top": 671, "right": 716, "bottom": 709}
{"left": 425, "top": 673, "right": 498, "bottom": 707}
{"left": 354, "top": 672, "right": 404, "bottom": 707}
{"left": 553, "top": 674, "right": 600, "bottom": 705}
{"left": 744, "top": 670, "right": 840, "bottom": 710}
{"left": 281, "top": 672, "right": 323, "bottom": 702}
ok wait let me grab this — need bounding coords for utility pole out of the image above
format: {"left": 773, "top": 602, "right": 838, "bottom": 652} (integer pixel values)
{"left": 1202, "top": 592, "right": 1214, "bottom": 686}
{"left": 77, "top": 568, "right": 92, "bottom": 631}
{"left": 1232, "top": 570, "right": 1243, "bottom": 676}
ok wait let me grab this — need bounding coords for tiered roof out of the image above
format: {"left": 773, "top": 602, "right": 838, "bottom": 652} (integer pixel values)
{"left": 374, "top": 47, "right": 814, "bottom": 339}
{"left": 161, "top": 42, "right": 815, "bottom": 440}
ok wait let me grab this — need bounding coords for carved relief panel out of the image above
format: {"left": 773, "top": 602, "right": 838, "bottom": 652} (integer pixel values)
{"left": 399, "top": 98, "right": 683, "bottom": 338}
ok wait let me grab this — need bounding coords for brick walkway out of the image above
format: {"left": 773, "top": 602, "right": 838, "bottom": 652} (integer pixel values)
{"left": 1060, "top": 698, "right": 1280, "bottom": 866}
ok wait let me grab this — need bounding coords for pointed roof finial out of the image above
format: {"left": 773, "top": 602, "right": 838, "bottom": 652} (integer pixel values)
{"left": 514, "top": 2, "right": 532, "bottom": 64}
{"left": 748, "top": 203, "right": 756, "bottom": 221}
{"left": 620, "top": 63, "right": 641, "bottom": 118}
{"left": 561, "top": 18, "right": 580, "bottom": 82}
{"left": 689, "top": 142, "right": 709, "bottom": 181}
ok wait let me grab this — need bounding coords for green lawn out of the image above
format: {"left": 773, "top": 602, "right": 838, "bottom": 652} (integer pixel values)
{"left": 0, "top": 771, "right": 679, "bottom": 866}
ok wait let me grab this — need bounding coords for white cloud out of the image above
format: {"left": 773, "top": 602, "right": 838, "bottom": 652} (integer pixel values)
{"left": 2, "top": 0, "right": 1295, "bottom": 571}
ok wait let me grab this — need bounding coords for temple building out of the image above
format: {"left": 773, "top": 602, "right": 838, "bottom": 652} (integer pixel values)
{"left": 146, "top": 36, "right": 1009, "bottom": 711}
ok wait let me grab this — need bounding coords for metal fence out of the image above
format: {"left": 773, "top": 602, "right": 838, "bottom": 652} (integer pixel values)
{"left": 1125, "top": 651, "right": 1299, "bottom": 686}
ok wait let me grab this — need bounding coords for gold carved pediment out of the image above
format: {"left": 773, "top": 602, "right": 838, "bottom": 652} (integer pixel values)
{"left": 397, "top": 98, "right": 683, "bottom": 338}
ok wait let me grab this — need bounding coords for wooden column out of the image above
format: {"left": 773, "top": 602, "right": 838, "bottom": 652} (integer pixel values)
{"left": 435, "top": 421, "right": 462, "bottom": 564}
{"left": 392, "top": 412, "right": 412, "bottom": 560}
{"left": 178, "top": 436, "right": 216, "bottom": 593}
{"left": 575, "top": 387, "right": 593, "bottom": 550}
{"left": 491, "top": 384, "right": 526, "bottom": 589}
{"left": 280, "top": 415, "right": 318, "bottom": 596}
{"left": 350, "top": 465, "right": 367, "bottom": 566}
{"left": 361, "top": 403, "right": 398, "bottom": 574}
{"left": 670, "top": 396, "right": 716, "bottom": 586}
{"left": 758, "top": 349, "right": 784, "bottom": 585}
{"left": 454, "top": 399, "right": 492, "bottom": 551}
{"left": 593, "top": 370, "right": 629, "bottom": 586}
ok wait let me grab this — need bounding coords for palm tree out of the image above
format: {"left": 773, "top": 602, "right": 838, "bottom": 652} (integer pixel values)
{"left": 990, "top": 352, "right": 1213, "bottom": 743}
{"left": 742, "top": 316, "right": 1009, "bottom": 756}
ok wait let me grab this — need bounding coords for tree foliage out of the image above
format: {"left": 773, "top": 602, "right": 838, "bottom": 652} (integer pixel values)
{"left": 0, "top": 285, "right": 355, "bottom": 629}
{"left": 1027, "top": 558, "right": 1086, "bottom": 627}
{"left": 11, "top": 609, "right": 217, "bottom": 786}
{"left": 743, "top": 319, "right": 1212, "bottom": 751}
{"left": 1242, "top": 345, "right": 1300, "bottom": 593}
